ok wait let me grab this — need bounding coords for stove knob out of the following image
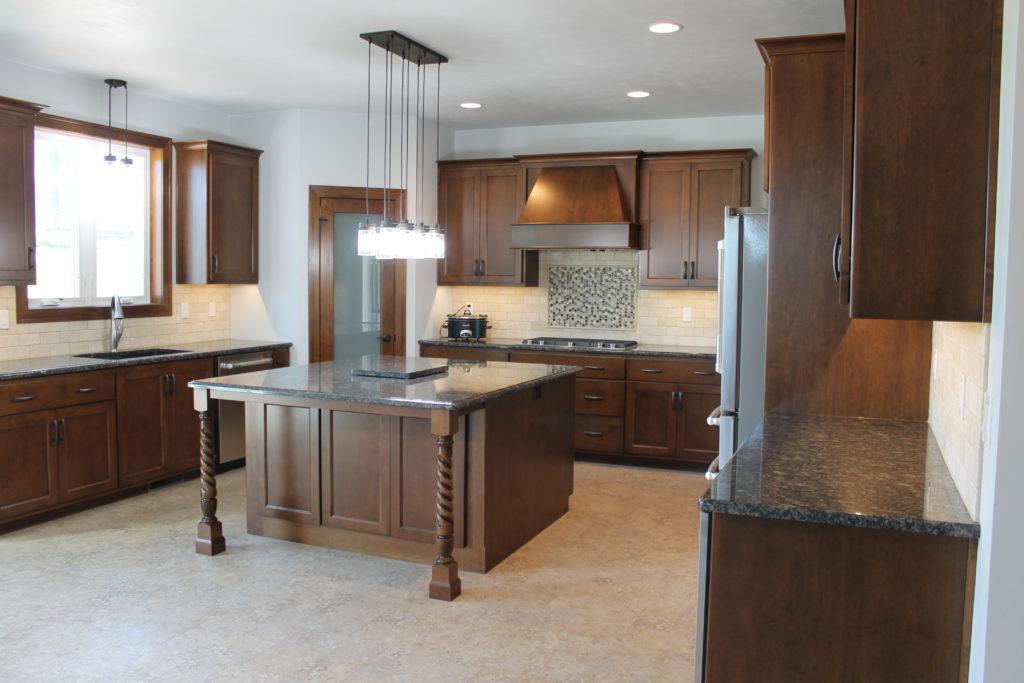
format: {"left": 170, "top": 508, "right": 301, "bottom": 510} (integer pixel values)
{"left": 566, "top": 341, "right": 575, "bottom": 347}
{"left": 596, "top": 342, "right": 605, "bottom": 348}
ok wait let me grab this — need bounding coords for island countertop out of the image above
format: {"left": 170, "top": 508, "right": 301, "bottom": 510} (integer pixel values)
{"left": 188, "top": 355, "right": 581, "bottom": 411}
{"left": 698, "top": 413, "right": 979, "bottom": 538}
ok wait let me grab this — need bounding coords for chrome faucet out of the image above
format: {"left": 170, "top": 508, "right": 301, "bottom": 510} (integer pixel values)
{"left": 110, "top": 296, "right": 124, "bottom": 352}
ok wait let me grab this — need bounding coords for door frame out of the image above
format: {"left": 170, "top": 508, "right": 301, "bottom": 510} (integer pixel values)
{"left": 308, "top": 186, "right": 407, "bottom": 363}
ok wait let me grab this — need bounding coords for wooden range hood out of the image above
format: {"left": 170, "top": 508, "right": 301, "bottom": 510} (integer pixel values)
{"left": 511, "top": 165, "right": 639, "bottom": 249}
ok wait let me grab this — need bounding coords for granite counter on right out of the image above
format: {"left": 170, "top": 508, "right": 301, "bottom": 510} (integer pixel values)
{"left": 694, "top": 413, "right": 978, "bottom": 683}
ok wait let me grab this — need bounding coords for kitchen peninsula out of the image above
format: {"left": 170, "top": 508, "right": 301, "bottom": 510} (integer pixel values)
{"left": 188, "top": 355, "right": 579, "bottom": 600}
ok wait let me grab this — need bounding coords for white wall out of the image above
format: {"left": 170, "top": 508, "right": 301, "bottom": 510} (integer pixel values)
{"left": 969, "top": 0, "right": 1024, "bottom": 678}
{"left": 453, "top": 114, "right": 766, "bottom": 205}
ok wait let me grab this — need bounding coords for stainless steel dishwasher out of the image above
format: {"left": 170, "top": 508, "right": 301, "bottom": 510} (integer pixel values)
{"left": 215, "top": 350, "right": 274, "bottom": 466}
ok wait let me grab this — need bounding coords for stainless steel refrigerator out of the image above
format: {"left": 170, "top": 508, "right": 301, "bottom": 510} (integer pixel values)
{"left": 706, "top": 206, "right": 768, "bottom": 475}
{"left": 694, "top": 206, "right": 769, "bottom": 683}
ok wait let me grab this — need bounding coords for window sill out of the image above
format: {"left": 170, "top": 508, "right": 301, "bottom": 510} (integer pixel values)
{"left": 15, "top": 289, "right": 172, "bottom": 323}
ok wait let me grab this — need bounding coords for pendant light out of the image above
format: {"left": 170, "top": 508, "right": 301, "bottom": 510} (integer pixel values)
{"left": 103, "top": 78, "right": 132, "bottom": 166}
{"left": 357, "top": 31, "right": 447, "bottom": 260}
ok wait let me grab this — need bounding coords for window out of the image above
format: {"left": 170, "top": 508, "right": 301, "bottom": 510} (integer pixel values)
{"left": 16, "top": 114, "right": 172, "bottom": 322}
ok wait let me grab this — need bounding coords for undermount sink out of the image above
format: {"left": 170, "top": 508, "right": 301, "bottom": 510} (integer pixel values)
{"left": 75, "top": 348, "right": 186, "bottom": 360}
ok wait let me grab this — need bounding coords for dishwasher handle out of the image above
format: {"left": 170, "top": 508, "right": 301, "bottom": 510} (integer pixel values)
{"left": 220, "top": 357, "right": 274, "bottom": 372}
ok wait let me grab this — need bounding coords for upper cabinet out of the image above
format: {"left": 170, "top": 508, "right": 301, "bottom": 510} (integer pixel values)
{"left": 436, "top": 159, "right": 538, "bottom": 286}
{"left": 0, "top": 96, "right": 45, "bottom": 286}
{"left": 175, "top": 140, "right": 263, "bottom": 284}
{"left": 638, "top": 151, "right": 753, "bottom": 289}
{"left": 839, "top": 0, "right": 1001, "bottom": 322}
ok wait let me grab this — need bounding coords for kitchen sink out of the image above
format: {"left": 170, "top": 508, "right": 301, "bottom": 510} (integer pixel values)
{"left": 75, "top": 348, "right": 187, "bottom": 360}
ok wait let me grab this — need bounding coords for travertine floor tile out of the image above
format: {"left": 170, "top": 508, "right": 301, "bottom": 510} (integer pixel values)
{"left": 0, "top": 462, "right": 707, "bottom": 682}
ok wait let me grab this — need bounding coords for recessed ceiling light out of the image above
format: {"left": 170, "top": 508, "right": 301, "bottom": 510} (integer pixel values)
{"left": 627, "top": 90, "right": 651, "bottom": 98}
{"left": 460, "top": 102, "right": 483, "bottom": 109}
{"left": 648, "top": 22, "right": 682, "bottom": 34}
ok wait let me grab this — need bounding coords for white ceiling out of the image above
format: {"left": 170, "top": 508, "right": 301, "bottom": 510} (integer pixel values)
{"left": 0, "top": 0, "right": 844, "bottom": 130}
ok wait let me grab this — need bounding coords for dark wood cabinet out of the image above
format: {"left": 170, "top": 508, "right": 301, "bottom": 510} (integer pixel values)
{"left": 839, "top": 0, "right": 1001, "bottom": 322}
{"left": 117, "top": 357, "right": 214, "bottom": 486}
{"left": 639, "top": 151, "right": 753, "bottom": 289}
{"left": 437, "top": 160, "right": 538, "bottom": 286}
{"left": 623, "top": 380, "right": 720, "bottom": 464}
{"left": 175, "top": 140, "right": 263, "bottom": 284}
{"left": 0, "top": 96, "right": 45, "bottom": 286}
{"left": 420, "top": 344, "right": 509, "bottom": 362}
{"left": 0, "top": 411, "right": 59, "bottom": 522}
{"left": 757, "top": 34, "right": 933, "bottom": 421}
{"left": 57, "top": 401, "right": 118, "bottom": 503}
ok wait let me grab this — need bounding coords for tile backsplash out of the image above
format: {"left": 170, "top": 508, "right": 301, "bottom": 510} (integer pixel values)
{"left": 0, "top": 285, "right": 231, "bottom": 361}
{"left": 443, "top": 251, "right": 717, "bottom": 347}
{"left": 548, "top": 265, "right": 637, "bottom": 329}
{"left": 929, "top": 321, "right": 989, "bottom": 520}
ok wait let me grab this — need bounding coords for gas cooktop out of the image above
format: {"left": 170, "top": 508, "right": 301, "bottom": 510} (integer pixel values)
{"left": 520, "top": 337, "right": 638, "bottom": 350}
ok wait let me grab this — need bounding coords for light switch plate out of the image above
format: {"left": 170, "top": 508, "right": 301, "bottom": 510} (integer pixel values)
{"left": 0, "top": 309, "right": 9, "bottom": 330}
{"left": 209, "top": 302, "right": 216, "bottom": 317}
{"left": 683, "top": 307, "right": 693, "bottom": 323}
{"left": 180, "top": 302, "right": 190, "bottom": 319}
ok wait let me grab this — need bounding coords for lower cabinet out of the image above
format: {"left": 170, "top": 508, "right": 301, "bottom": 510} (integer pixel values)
{"left": 57, "top": 402, "right": 118, "bottom": 503}
{"left": 624, "top": 382, "right": 720, "bottom": 463}
{"left": 117, "top": 357, "right": 214, "bottom": 486}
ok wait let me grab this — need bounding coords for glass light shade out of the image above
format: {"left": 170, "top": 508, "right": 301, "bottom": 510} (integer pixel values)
{"left": 375, "top": 221, "right": 398, "bottom": 260}
{"left": 395, "top": 220, "right": 416, "bottom": 259}
{"left": 429, "top": 225, "right": 446, "bottom": 259}
{"left": 357, "top": 222, "right": 378, "bottom": 256}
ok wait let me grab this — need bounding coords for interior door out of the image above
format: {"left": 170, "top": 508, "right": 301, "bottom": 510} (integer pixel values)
{"left": 309, "top": 187, "right": 406, "bottom": 362}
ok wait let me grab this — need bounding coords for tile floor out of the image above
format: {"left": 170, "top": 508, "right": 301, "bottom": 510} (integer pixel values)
{"left": 0, "top": 463, "right": 707, "bottom": 682}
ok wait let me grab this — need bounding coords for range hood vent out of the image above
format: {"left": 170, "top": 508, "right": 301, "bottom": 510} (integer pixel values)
{"left": 511, "top": 165, "right": 639, "bottom": 249}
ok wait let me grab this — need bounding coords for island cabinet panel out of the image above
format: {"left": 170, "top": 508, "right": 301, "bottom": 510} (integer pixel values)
{"left": 249, "top": 404, "right": 319, "bottom": 525}
{"left": 0, "top": 411, "right": 59, "bottom": 522}
{"left": 57, "top": 401, "right": 117, "bottom": 503}
{"left": 840, "top": 0, "right": 1000, "bottom": 322}
{"left": 322, "top": 411, "right": 390, "bottom": 535}
{"left": 702, "top": 513, "right": 975, "bottom": 682}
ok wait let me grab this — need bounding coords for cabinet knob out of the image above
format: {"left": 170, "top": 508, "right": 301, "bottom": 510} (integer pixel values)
{"left": 377, "top": 334, "right": 393, "bottom": 342}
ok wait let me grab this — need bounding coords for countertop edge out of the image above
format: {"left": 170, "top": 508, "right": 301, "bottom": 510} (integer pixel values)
{"left": 419, "top": 338, "right": 716, "bottom": 359}
{"left": 696, "top": 496, "right": 981, "bottom": 539}
{"left": 0, "top": 340, "right": 293, "bottom": 381}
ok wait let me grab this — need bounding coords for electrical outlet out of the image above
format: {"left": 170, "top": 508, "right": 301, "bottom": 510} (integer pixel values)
{"left": 180, "top": 302, "right": 190, "bottom": 319}
{"left": 682, "top": 307, "right": 693, "bottom": 323}
{"left": 0, "top": 310, "right": 8, "bottom": 330}
{"left": 209, "top": 302, "right": 216, "bottom": 317}
{"left": 958, "top": 375, "right": 967, "bottom": 419}
{"left": 464, "top": 302, "right": 473, "bottom": 314}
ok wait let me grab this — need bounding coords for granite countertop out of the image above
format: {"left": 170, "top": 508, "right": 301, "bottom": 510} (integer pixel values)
{"left": 419, "top": 337, "right": 716, "bottom": 359}
{"left": 698, "top": 413, "right": 979, "bottom": 539}
{"left": 0, "top": 339, "right": 292, "bottom": 381}
{"left": 189, "top": 355, "right": 581, "bottom": 412}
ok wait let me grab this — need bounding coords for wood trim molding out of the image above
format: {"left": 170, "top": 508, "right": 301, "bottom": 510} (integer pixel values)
{"left": 16, "top": 114, "right": 173, "bottom": 323}
{"left": 756, "top": 34, "right": 846, "bottom": 65}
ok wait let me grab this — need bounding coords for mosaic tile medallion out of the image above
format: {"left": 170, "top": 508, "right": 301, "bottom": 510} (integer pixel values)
{"left": 548, "top": 266, "right": 637, "bottom": 329}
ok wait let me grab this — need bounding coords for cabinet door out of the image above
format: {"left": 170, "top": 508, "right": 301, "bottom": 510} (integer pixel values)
{"left": 116, "top": 365, "right": 172, "bottom": 486}
{"left": 477, "top": 166, "right": 524, "bottom": 283}
{"left": 639, "top": 160, "right": 691, "bottom": 288}
{"left": 677, "top": 384, "right": 721, "bottom": 464}
{"left": 437, "top": 167, "right": 480, "bottom": 285}
{"left": 0, "top": 98, "right": 42, "bottom": 285}
{"left": 166, "top": 358, "right": 215, "bottom": 474}
{"left": 321, "top": 410, "right": 390, "bottom": 535}
{"left": 624, "top": 381, "right": 678, "bottom": 458}
{"left": 208, "top": 150, "right": 259, "bottom": 283}
{"left": 688, "top": 161, "right": 742, "bottom": 289}
{"left": 57, "top": 402, "right": 117, "bottom": 502}
{"left": 0, "top": 411, "right": 58, "bottom": 521}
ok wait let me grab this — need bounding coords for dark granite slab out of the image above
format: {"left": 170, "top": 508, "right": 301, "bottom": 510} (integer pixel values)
{"left": 0, "top": 339, "right": 292, "bottom": 381}
{"left": 419, "top": 337, "right": 715, "bottom": 359}
{"left": 698, "top": 413, "right": 979, "bottom": 539}
{"left": 351, "top": 356, "right": 449, "bottom": 379}
{"left": 189, "top": 356, "right": 580, "bottom": 412}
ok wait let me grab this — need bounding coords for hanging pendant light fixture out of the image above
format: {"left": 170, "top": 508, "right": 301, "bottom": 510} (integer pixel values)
{"left": 103, "top": 78, "right": 132, "bottom": 166}
{"left": 357, "top": 30, "right": 447, "bottom": 260}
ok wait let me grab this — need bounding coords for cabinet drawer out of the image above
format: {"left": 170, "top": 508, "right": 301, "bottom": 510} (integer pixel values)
{"left": 421, "top": 345, "right": 510, "bottom": 362}
{"left": 509, "top": 352, "right": 626, "bottom": 379}
{"left": 626, "top": 358, "right": 718, "bottom": 385}
{"left": 0, "top": 370, "right": 116, "bottom": 417}
{"left": 574, "top": 416, "right": 624, "bottom": 454}
{"left": 574, "top": 380, "right": 624, "bottom": 416}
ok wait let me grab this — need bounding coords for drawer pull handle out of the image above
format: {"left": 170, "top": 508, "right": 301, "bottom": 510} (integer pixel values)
{"left": 640, "top": 368, "right": 663, "bottom": 374}
{"left": 582, "top": 431, "right": 604, "bottom": 437}
{"left": 692, "top": 371, "right": 715, "bottom": 376}
{"left": 76, "top": 387, "right": 100, "bottom": 394}
{"left": 583, "top": 394, "right": 604, "bottom": 401}
{"left": 12, "top": 394, "right": 38, "bottom": 402}
{"left": 583, "top": 365, "right": 604, "bottom": 371}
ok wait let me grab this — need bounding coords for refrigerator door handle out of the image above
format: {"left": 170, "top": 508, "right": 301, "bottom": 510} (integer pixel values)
{"left": 715, "top": 239, "right": 726, "bottom": 374}
{"left": 704, "top": 456, "right": 721, "bottom": 481}
{"left": 706, "top": 405, "right": 737, "bottom": 427}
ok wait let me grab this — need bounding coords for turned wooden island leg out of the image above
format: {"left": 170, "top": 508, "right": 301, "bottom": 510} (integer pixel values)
{"left": 194, "top": 389, "right": 226, "bottom": 556}
{"left": 430, "top": 411, "right": 461, "bottom": 601}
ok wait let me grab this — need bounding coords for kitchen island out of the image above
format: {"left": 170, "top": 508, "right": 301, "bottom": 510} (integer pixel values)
{"left": 188, "top": 356, "right": 579, "bottom": 600}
